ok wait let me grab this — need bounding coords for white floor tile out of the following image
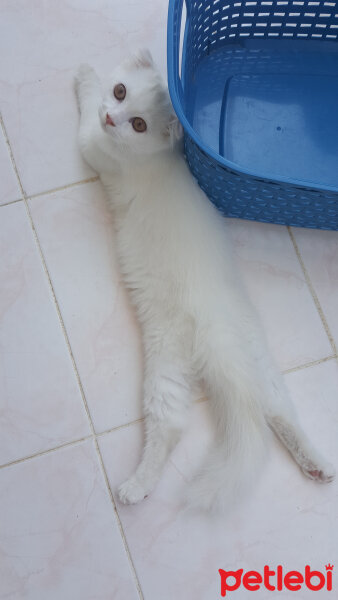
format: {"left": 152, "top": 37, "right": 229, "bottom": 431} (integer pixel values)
{"left": 228, "top": 219, "right": 333, "bottom": 370}
{"left": 29, "top": 184, "right": 143, "bottom": 432}
{"left": 0, "top": 440, "right": 139, "bottom": 600}
{"left": 0, "top": 202, "right": 91, "bottom": 464}
{"left": 291, "top": 227, "right": 338, "bottom": 350}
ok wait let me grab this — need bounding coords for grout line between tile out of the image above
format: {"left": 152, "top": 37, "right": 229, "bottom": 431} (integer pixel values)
{"left": 1, "top": 111, "right": 99, "bottom": 204}
{"left": 287, "top": 226, "right": 337, "bottom": 356}
{"left": 28, "top": 175, "right": 99, "bottom": 200}
{"left": 96, "top": 397, "right": 209, "bottom": 438}
{"left": 0, "top": 435, "right": 93, "bottom": 471}
{"left": 0, "top": 114, "right": 26, "bottom": 198}
{"left": 0, "top": 404, "right": 209, "bottom": 472}
{"left": 94, "top": 438, "right": 145, "bottom": 600}
{"left": 97, "top": 418, "right": 145, "bottom": 438}
{"left": 282, "top": 354, "right": 337, "bottom": 375}
{"left": 0, "top": 420, "right": 142, "bottom": 472}
{"left": 24, "top": 200, "right": 96, "bottom": 430}
{"left": 2, "top": 114, "right": 144, "bottom": 600}
{"left": 0, "top": 198, "right": 24, "bottom": 208}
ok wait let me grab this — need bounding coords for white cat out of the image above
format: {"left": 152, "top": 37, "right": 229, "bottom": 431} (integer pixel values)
{"left": 75, "top": 49, "right": 334, "bottom": 512}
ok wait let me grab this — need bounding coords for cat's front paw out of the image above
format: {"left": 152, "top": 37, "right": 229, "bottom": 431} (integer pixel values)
{"left": 118, "top": 476, "right": 149, "bottom": 505}
{"left": 75, "top": 63, "right": 96, "bottom": 85}
{"left": 74, "top": 64, "right": 98, "bottom": 104}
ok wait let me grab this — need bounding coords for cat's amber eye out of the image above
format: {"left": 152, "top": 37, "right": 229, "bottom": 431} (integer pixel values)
{"left": 113, "top": 83, "right": 126, "bottom": 101}
{"left": 131, "top": 117, "right": 147, "bottom": 133}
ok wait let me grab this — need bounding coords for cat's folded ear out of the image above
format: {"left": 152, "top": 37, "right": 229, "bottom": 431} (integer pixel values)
{"left": 127, "top": 48, "right": 154, "bottom": 70}
{"left": 165, "top": 115, "right": 183, "bottom": 147}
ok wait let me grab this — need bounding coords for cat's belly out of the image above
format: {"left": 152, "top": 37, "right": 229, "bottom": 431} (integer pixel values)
{"left": 116, "top": 232, "right": 187, "bottom": 309}
{"left": 122, "top": 266, "right": 181, "bottom": 312}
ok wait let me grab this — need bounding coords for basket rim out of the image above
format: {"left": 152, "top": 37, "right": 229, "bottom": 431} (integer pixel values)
{"left": 167, "top": 0, "right": 338, "bottom": 195}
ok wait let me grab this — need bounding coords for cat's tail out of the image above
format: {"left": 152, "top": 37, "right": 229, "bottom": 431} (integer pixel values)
{"left": 187, "top": 324, "right": 268, "bottom": 513}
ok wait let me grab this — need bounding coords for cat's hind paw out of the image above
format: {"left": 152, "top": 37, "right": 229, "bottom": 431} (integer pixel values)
{"left": 302, "top": 460, "right": 335, "bottom": 484}
{"left": 118, "top": 476, "right": 149, "bottom": 505}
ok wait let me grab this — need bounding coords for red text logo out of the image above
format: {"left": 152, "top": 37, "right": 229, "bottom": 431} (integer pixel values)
{"left": 219, "top": 564, "right": 333, "bottom": 596}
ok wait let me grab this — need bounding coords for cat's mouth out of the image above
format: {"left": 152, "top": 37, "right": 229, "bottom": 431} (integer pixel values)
{"left": 105, "top": 113, "right": 115, "bottom": 127}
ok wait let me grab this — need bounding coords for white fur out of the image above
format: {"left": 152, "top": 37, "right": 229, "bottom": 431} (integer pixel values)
{"left": 74, "top": 50, "right": 334, "bottom": 513}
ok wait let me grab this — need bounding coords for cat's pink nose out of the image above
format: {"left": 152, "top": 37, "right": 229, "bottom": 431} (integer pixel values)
{"left": 106, "top": 113, "right": 115, "bottom": 127}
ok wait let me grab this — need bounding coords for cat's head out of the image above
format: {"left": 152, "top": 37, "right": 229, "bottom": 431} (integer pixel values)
{"left": 99, "top": 49, "right": 182, "bottom": 157}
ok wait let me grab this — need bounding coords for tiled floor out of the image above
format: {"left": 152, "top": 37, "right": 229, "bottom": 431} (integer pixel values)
{"left": 0, "top": 2, "right": 337, "bottom": 599}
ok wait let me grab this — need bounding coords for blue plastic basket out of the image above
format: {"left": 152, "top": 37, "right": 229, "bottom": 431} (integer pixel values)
{"left": 167, "top": 0, "right": 338, "bottom": 229}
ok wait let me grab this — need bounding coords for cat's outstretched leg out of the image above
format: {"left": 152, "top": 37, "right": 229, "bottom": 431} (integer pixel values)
{"left": 74, "top": 65, "right": 113, "bottom": 174}
{"left": 229, "top": 304, "right": 336, "bottom": 484}
{"left": 248, "top": 324, "right": 335, "bottom": 484}
{"left": 261, "top": 366, "right": 335, "bottom": 482}
{"left": 118, "top": 353, "right": 193, "bottom": 504}
{"left": 74, "top": 64, "right": 101, "bottom": 118}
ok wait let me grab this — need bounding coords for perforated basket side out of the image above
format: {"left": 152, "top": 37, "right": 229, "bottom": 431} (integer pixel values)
{"left": 185, "top": 134, "right": 338, "bottom": 229}
{"left": 185, "top": 0, "right": 338, "bottom": 62}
